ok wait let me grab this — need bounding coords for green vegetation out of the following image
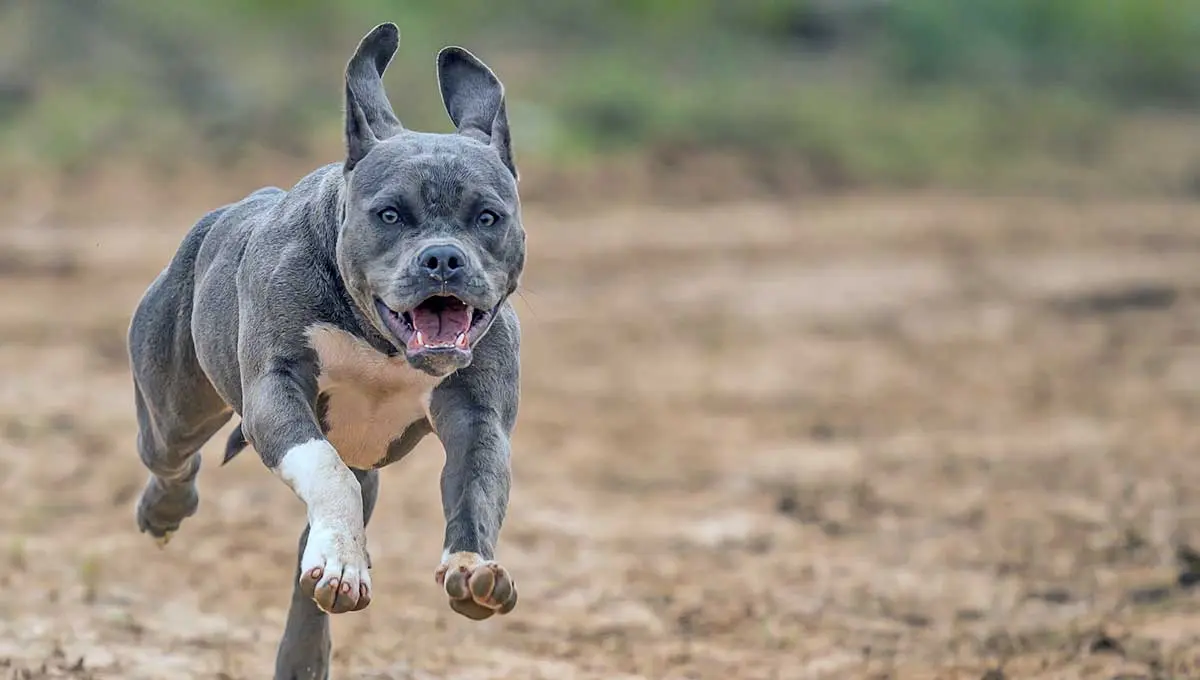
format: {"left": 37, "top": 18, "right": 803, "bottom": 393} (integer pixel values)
{"left": 1, "top": 0, "right": 1197, "bottom": 193}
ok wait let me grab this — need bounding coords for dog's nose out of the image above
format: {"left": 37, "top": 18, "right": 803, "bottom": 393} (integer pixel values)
{"left": 417, "top": 244, "right": 467, "bottom": 282}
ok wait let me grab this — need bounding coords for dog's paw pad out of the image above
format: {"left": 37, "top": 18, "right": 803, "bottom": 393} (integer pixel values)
{"left": 299, "top": 525, "right": 372, "bottom": 614}
{"left": 436, "top": 552, "right": 517, "bottom": 620}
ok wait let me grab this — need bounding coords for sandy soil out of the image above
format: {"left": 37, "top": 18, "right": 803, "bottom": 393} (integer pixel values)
{"left": 4, "top": 193, "right": 1200, "bottom": 679}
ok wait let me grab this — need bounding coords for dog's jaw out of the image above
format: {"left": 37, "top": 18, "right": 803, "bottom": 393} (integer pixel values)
{"left": 374, "top": 296, "right": 501, "bottom": 376}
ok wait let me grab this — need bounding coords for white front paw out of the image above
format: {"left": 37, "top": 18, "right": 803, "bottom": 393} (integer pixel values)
{"left": 275, "top": 439, "right": 372, "bottom": 613}
{"left": 299, "top": 521, "right": 372, "bottom": 613}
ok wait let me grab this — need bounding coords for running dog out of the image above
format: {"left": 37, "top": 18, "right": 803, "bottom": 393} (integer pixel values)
{"left": 126, "top": 22, "right": 524, "bottom": 678}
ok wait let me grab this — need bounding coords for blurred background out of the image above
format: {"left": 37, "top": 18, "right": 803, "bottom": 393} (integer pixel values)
{"left": 4, "top": 1, "right": 1200, "bottom": 678}
{"left": 2, "top": 0, "right": 1200, "bottom": 200}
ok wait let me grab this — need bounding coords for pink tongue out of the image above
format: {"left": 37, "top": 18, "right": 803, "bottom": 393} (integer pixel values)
{"left": 410, "top": 305, "right": 471, "bottom": 346}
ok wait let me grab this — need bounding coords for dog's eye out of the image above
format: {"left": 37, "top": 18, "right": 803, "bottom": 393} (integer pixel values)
{"left": 476, "top": 210, "right": 499, "bottom": 228}
{"left": 378, "top": 208, "right": 400, "bottom": 225}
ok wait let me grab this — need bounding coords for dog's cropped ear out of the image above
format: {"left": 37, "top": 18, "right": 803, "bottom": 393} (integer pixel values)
{"left": 344, "top": 23, "right": 403, "bottom": 173}
{"left": 437, "top": 47, "right": 516, "bottom": 179}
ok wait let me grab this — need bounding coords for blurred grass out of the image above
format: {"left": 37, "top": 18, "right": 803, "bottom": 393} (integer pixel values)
{"left": 0, "top": 0, "right": 1198, "bottom": 196}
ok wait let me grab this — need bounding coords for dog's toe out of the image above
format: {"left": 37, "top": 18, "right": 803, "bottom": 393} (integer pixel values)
{"left": 306, "top": 562, "right": 371, "bottom": 614}
{"left": 300, "top": 523, "right": 372, "bottom": 614}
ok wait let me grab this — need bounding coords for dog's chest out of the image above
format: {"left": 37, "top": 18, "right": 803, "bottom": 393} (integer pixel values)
{"left": 306, "top": 324, "right": 444, "bottom": 469}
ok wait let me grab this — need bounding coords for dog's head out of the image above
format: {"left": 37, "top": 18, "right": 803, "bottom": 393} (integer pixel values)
{"left": 334, "top": 23, "right": 525, "bottom": 377}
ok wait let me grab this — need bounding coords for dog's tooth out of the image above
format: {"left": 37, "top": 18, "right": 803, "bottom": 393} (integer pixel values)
{"left": 415, "top": 331, "right": 426, "bottom": 347}
{"left": 455, "top": 332, "right": 469, "bottom": 349}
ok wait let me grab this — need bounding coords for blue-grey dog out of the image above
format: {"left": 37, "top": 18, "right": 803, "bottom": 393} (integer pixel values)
{"left": 126, "top": 23, "right": 523, "bottom": 677}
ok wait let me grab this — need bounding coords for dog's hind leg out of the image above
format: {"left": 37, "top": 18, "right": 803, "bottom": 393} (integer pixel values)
{"left": 275, "top": 468, "right": 379, "bottom": 680}
{"left": 128, "top": 223, "right": 233, "bottom": 543}
{"left": 132, "top": 380, "right": 230, "bottom": 543}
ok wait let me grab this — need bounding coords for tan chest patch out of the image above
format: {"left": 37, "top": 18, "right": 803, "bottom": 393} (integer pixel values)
{"left": 306, "top": 323, "right": 444, "bottom": 469}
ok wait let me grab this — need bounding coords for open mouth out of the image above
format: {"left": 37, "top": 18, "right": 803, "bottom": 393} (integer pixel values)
{"left": 376, "top": 295, "right": 494, "bottom": 354}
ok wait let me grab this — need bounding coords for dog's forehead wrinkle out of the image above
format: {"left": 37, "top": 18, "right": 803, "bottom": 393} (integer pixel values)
{"left": 355, "top": 159, "right": 510, "bottom": 218}
{"left": 419, "top": 172, "right": 467, "bottom": 211}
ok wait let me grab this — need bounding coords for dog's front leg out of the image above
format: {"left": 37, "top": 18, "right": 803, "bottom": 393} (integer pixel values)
{"left": 242, "top": 371, "right": 372, "bottom": 616}
{"left": 429, "top": 371, "right": 519, "bottom": 620}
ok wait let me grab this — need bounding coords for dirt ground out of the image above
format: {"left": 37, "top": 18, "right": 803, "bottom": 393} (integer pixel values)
{"left": 4, "top": 191, "right": 1200, "bottom": 679}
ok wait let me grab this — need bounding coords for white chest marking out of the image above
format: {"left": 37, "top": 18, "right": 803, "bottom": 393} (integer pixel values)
{"left": 306, "top": 323, "right": 445, "bottom": 469}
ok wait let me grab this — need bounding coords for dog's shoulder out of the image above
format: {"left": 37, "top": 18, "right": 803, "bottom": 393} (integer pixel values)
{"left": 197, "top": 163, "right": 369, "bottom": 360}
{"left": 188, "top": 181, "right": 297, "bottom": 276}
{"left": 239, "top": 164, "right": 343, "bottom": 257}
{"left": 230, "top": 165, "right": 346, "bottom": 296}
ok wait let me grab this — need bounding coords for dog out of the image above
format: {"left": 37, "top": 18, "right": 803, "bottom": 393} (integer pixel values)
{"left": 126, "top": 23, "right": 524, "bottom": 678}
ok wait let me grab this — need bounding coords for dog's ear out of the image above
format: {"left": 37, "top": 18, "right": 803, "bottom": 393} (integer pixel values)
{"left": 344, "top": 23, "right": 403, "bottom": 173}
{"left": 437, "top": 47, "right": 516, "bottom": 179}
